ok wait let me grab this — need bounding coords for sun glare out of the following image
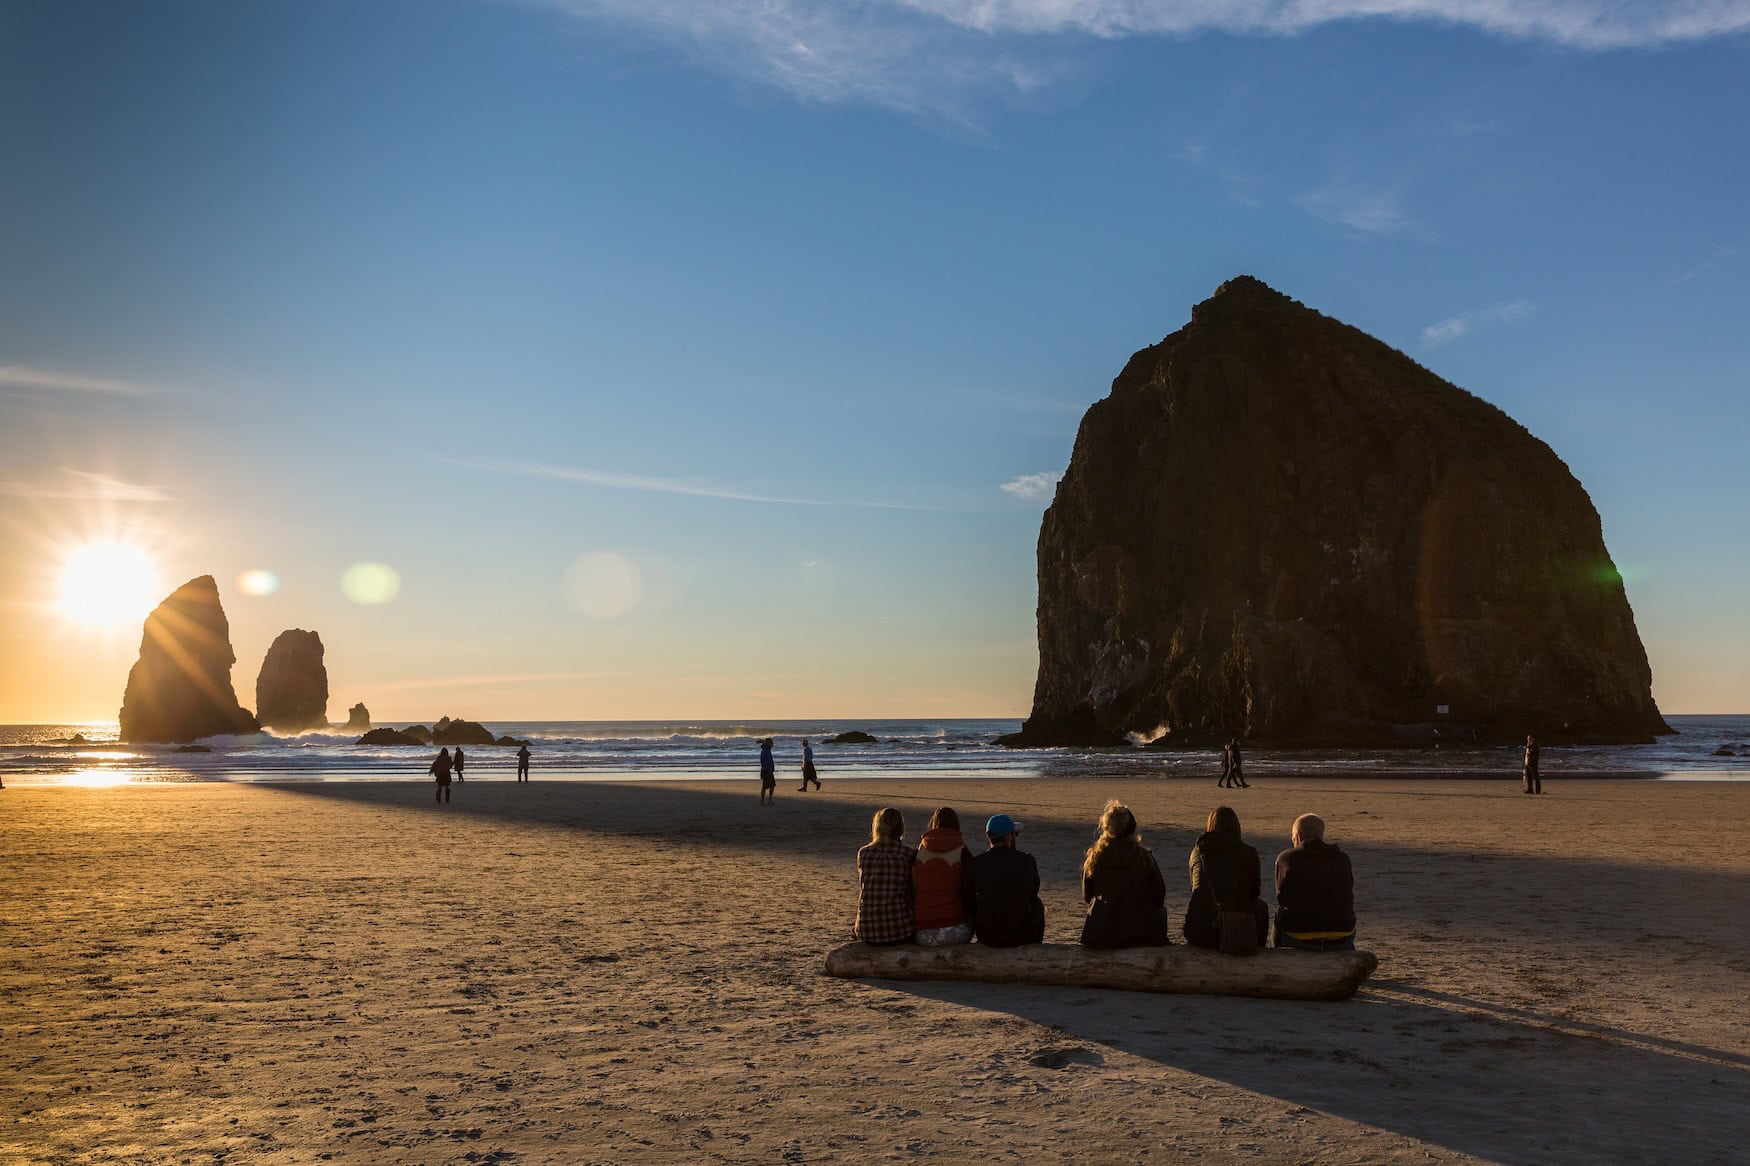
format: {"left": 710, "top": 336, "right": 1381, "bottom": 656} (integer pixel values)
{"left": 57, "top": 540, "right": 161, "bottom": 628}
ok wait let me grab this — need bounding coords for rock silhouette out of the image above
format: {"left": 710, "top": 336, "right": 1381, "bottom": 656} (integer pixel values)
{"left": 431, "top": 716, "right": 495, "bottom": 746}
{"left": 343, "top": 703, "right": 370, "bottom": 732}
{"left": 119, "top": 576, "right": 259, "bottom": 743}
{"left": 357, "top": 727, "right": 427, "bottom": 746}
{"left": 255, "top": 629, "right": 330, "bottom": 733}
{"left": 1012, "top": 276, "right": 1670, "bottom": 747}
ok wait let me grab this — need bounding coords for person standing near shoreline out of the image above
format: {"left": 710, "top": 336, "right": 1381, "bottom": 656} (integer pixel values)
{"left": 516, "top": 743, "right": 531, "bottom": 782}
{"left": 758, "top": 737, "right": 776, "bottom": 805}
{"left": 453, "top": 747, "right": 466, "bottom": 783}
{"left": 430, "top": 747, "right": 453, "bottom": 803}
{"left": 797, "top": 738, "right": 820, "bottom": 792}
{"left": 1523, "top": 735, "right": 1541, "bottom": 794}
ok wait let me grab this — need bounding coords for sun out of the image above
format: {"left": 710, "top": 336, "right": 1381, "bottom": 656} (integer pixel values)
{"left": 56, "top": 541, "right": 162, "bottom": 628}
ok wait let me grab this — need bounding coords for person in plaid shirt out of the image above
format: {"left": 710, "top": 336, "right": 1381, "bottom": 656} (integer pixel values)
{"left": 854, "top": 807, "right": 916, "bottom": 945}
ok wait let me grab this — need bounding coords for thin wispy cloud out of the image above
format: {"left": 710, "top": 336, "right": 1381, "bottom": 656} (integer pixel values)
{"left": 0, "top": 471, "right": 171, "bottom": 502}
{"left": 1421, "top": 299, "right": 1535, "bottom": 348}
{"left": 0, "top": 365, "right": 152, "bottom": 396}
{"left": 1673, "top": 244, "right": 1745, "bottom": 285}
{"left": 532, "top": 2, "right": 1750, "bottom": 116}
{"left": 458, "top": 457, "right": 963, "bottom": 511}
{"left": 1001, "top": 470, "right": 1062, "bottom": 500}
{"left": 1298, "top": 185, "right": 1410, "bottom": 235}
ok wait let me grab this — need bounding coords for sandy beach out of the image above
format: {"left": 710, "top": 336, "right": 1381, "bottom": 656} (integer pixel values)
{"left": 3, "top": 775, "right": 1746, "bottom": 1164}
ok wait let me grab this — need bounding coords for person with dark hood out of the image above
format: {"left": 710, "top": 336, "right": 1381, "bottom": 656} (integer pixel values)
{"left": 912, "top": 806, "right": 976, "bottom": 946}
{"left": 429, "top": 747, "right": 453, "bottom": 803}
{"left": 1182, "top": 805, "right": 1270, "bottom": 951}
{"left": 969, "top": 813, "right": 1045, "bottom": 946}
{"left": 1273, "top": 813, "right": 1356, "bottom": 951}
{"left": 758, "top": 737, "right": 776, "bottom": 805}
{"left": 1079, "top": 800, "right": 1172, "bottom": 948}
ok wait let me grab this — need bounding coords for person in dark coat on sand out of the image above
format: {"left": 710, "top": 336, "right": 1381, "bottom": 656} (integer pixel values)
{"left": 453, "top": 747, "right": 466, "bottom": 782}
{"left": 430, "top": 747, "right": 453, "bottom": 803}
{"left": 1523, "top": 735, "right": 1541, "bottom": 794}
{"left": 969, "top": 813, "right": 1045, "bottom": 946}
{"left": 516, "top": 743, "right": 531, "bottom": 782}
{"left": 1273, "top": 813, "right": 1356, "bottom": 950}
{"left": 1182, "top": 806, "right": 1270, "bottom": 950}
{"left": 758, "top": 738, "right": 776, "bottom": 805}
{"left": 1219, "top": 738, "right": 1248, "bottom": 788}
{"left": 1079, "top": 801, "right": 1172, "bottom": 948}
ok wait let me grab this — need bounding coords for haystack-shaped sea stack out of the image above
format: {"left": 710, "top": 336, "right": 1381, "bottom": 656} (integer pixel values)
{"left": 119, "top": 576, "right": 259, "bottom": 743}
{"left": 1012, "top": 276, "right": 1670, "bottom": 747}
{"left": 255, "top": 629, "right": 330, "bottom": 733}
{"left": 343, "top": 702, "right": 370, "bottom": 731}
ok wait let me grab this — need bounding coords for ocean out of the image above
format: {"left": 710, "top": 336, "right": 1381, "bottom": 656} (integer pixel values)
{"left": 2, "top": 715, "right": 1747, "bottom": 786}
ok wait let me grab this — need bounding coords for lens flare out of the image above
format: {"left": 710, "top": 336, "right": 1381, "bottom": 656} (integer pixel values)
{"left": 341, "top": 562, "right": 401, "bottom": 605}
{"left": 564, "top": 551, "right": 641, "bottom": 619}
{"left": 238, "top": 568, "right": 280, "bottom": 597}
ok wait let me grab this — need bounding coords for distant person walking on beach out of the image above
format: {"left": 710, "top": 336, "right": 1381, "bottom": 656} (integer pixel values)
{"left": 758, "top": 737, "right": 776, "bottom": 805}
{"left": 1220, "top": 738, "right": 1248, "bottom": 789}
{"left": 430, "top": 747, "right": 453, "bottom": 803}
{"left": 453, "top": 747, "right": 466, "bottom": 782}
{"left": 1273, "top": 813, "right": 1355, "bottom": 951}
{"left": 516, "top": 744, "right": 531, "bottom": 782}
{"left": 1523, "top": 735, "right": 1542, "bottom": 794}
{"left": 797, "top": 738, "right": 820, "bottom": 792}
{"left": 853, "top": 808, "right": 916, "bottom": 946}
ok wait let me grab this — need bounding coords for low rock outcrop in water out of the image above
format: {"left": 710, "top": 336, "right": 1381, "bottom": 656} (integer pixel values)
{"left": 255, "top": 629, "right": 329, "bottom": 733}
{"left": 432, "top": 716, "right": 495, "bottom": 746}
{"left": 119, "top": 576, "right": 259, "bottom": 743}
{"left": 1011, "top": 276, "right": 1670, "bottom": 747}
{"left": 358, "top": 727, "right": 428, "bottom": 746}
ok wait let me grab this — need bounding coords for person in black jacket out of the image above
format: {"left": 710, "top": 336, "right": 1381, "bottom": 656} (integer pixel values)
{"left": 969, "top": 813, "right": 1045, "bottom": 946}
{"left": 1273, "top": 813, "right": 1356, "bottom": 950}
{"left": 1182, "top": 806, "right": 1270, "bottom": 949}
{"left": 1079, "top": 801, "right": 1172, "bottom": 948}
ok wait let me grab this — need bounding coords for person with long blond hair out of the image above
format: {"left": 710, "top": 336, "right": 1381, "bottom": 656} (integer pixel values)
{"left": 1079, "top": 801, "right": 1171, "bottom": 948}
{"left": 853, "top": 807, "right": 916, "bottom": 946}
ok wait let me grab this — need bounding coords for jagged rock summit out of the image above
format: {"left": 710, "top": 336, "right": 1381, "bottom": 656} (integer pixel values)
{"left": 1012, "top": 276, "right": 1670, "bottom": 747}
{"left": 255, "top": 629, "right": 330, "bottom": 733}
{"left": 119, "top": 576, "right": 259, "bottom": 743}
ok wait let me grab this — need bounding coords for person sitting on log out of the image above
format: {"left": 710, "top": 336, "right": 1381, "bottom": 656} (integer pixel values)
{"left": 969, "top": 813, "right": 1045, "bottom": 947}
{"left": 853, "top": 808, "right": 916, "bottom": 946}
{"left": 1079, "top": 801, "right": 1172, "bottom": 948}
{"left": 1273, "top": 813, "right": 1357, "bottom": 951}
{"left": 912, "top": 806, "right": 977, "bottom": 946}
{"left": 1182, "top": 805, "right": 1271, "bottom": 952}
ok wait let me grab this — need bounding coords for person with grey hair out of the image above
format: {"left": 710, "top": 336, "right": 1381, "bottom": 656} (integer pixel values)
{"left": 1272, "top": 813, "right": 1355, "bottom": 951}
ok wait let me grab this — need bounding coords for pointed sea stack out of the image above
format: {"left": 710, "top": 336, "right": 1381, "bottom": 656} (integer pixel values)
{"left": 1012, "top": 276, "right": 1670, "bottom": 747}
{"left": 255, "top": 629, "right": 330, "bottom": 733}
{"left": 119, "top": 576, "right": 259, "bottom": 743}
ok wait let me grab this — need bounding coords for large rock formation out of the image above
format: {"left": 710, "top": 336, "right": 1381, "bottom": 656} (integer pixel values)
{"left": 255, "top": 629, "right": 329, "bottom": 733}
{"left": 1013, "top": 276, "right": 1670, "bottom": 747}
{"left": 343, "top": 703, "right": 370, "bottom": 732}
{"left": 119, "top": 576, "right": 259, "bottom": 743}
{"left": 431, "top": 716, "right": 495, "bottom": 746}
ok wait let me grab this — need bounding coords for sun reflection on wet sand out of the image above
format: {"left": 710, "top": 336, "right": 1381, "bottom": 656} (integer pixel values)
{"left": 62, "top": 768, "right": 134, "bottom": 787}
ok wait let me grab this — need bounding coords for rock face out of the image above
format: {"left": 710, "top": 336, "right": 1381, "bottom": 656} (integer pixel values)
{"left": 344, "top": 703, "right": 370, "bottom": 731}
{"left": 432, "top": 716, "right": 495, "bottom": 746}
{"left": 119, "top": 576, "right": 259, "bottom": 743}
{"left": 1014, "top": 277, "right": 1670, "bottom": 747}
{"left": 255, "top": 630, "right": 330, "bottom": 733}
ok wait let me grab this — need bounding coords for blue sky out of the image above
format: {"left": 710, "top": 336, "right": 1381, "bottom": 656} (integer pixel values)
{"left": 2, "top": 0, "right": 1747, "bottom": 721}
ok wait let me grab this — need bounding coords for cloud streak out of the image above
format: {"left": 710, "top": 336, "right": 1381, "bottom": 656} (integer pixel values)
{"left": 457, "top": 457, "right": 964, "bottom": 511}
{"left": 0, "top": 471, "right": 171, "bottom": 502}
{"left": 0, "top": 365, "right": 153, "bottom": 397}
{"left": 533, "top": 1, "right": 1750, "bottom": 115}
{"left": 1420, "top": 299, "right": 1535, "bottom": 348}
{"left": 1001, "top": 470, "right": 1062, "bottom": 500}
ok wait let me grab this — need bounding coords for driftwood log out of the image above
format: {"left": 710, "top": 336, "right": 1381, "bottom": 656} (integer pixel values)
{"left": 823, "top": 942, "right": 1377, "bottom": 1001}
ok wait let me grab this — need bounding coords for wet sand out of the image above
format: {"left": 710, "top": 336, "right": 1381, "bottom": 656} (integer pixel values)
{"left": 3, "top": 775, "right": 1746, "bottom": 1164}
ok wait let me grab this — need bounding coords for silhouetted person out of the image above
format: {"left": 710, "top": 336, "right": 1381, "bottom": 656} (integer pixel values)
{"left": 1220, "top": 738, "right": 1248, "bottom": 788}
{"left": 1183, "top": 806, "right": 1270, "bottom": 952}
{"left": 1523, "top": 734, "right": 1541, "bottom": 794}
{"left": 453, "top": 747, "right": 465, "bottom": 782}
{"left": 430, "top": 747, "right": 453, "bottom": 803}
{"left": 1080, "top": 801, "right": 1172, "bottom": 948}
{"left": 1273, "top": 813, "right": 1356, "bottom": 951}
{"left": 797, "top": 737, "right": 820, "bottom": 791}
{"left": 913, "top": 807, "right": 976, "bottom": 945}
{"left": 854, "top": 808, "right": 915, "bottom": 946}
{"left": 516, "top": 744, "right": 531, "bottom": 782}
{"left": 758, "top": 737, "right": 776, "bottom": 805}
{"left": 969, "top": 813, "right": 1045, "bottom": 946}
